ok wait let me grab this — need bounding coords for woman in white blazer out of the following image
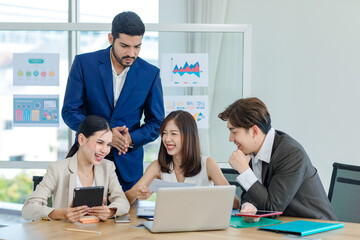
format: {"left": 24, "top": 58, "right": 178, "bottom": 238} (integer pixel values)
{"left": 22, "top": 115, "right": 130, "bottom": 222}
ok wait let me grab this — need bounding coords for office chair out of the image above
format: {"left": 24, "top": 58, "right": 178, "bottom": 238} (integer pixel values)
{"left": 328, "top": 162, "right": 360, "bottom": 223}
{"left": 221, "top": 168, "right": 243, "bottom": 199}
{"left": 32, "top": 176, "right": 52, "bottom": 207}
{"left": 32, "top": 176, "right": 43, "bottom": 191}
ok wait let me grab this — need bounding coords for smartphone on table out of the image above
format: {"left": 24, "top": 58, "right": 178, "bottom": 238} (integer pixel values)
{"left": 115, "top": 215, "right": 131, "bottom": 223}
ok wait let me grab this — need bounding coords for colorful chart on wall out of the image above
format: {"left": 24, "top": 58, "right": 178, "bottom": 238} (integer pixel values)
{"left": 161, "top": 53, "right": 208, "bottom": 87}
{"left": 13, "top": 53, "right": 59, "bottom": 86}
{"left": 13, "top": 95, "right": 59, "bottom": 127}
{"left": 164, "top": 96, "right": 208, "bottom": 129}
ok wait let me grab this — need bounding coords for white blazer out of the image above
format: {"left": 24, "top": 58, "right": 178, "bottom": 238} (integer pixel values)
{"left": 22, "top": 154, "right": 130, "bottom": 220}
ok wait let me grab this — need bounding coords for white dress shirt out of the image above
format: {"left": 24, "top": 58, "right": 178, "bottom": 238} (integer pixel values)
{"left": 236, "top": 128, "right": 275, "bottom": 191}
{"left": 110, "top": 49, "right": 130, "bottom": 107}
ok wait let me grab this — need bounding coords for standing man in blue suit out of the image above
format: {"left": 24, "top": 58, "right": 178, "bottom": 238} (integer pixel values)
{"left": 62, "top": 11, "right": 164, "bottom": 191}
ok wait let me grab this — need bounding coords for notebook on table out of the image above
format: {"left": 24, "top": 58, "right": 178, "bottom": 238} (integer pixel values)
{"left": 142, "top": 185, "right": 236, "bottom": 233}
{"left": 259, "top": 220, "right": 344, "bottom": 236}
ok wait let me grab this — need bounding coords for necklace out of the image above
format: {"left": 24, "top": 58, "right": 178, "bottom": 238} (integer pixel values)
{"left": 78, "top": 169, "right": 93, "bottom": 178}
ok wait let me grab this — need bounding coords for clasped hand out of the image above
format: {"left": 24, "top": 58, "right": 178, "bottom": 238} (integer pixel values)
{"left": 112, "top": 126, "right": 132, "bottom": 155}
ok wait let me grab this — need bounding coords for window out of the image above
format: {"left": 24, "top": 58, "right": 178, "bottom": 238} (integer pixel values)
{"left": 9, "top": 156, "right": 24, "bottom": 162}
{"left": 0, "top": 1, "right": 251, "bottom": 208}
{"left": 0, "top": 1, "right": 68, "bottom": 22}
{"left": 0, "top": 0, "right": 159, "bottom": 205}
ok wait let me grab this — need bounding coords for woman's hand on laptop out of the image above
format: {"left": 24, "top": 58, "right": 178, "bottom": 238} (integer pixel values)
{"left": 240, "top": 202, "right": 260, "bottom": 223}
{"left": 137, "top": 185, "right": 153, "bottom": 200}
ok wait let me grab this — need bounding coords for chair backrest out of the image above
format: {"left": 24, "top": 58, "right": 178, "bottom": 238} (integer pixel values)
{"left": 32, "top": 176, "right": 52, "bottom": 207}
{"left": 328, "top": 162, "right": 360, "bottom": 223}
{"left": 221, "top": 168, "right": 243, "bottom": 199}
{"left": 32, "top": 176, "right": 43, "bottom": 191}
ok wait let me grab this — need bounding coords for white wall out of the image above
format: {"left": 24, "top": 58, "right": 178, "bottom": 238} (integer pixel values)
{"left": 226, "top": 0, "right": 360, "bottom": 192}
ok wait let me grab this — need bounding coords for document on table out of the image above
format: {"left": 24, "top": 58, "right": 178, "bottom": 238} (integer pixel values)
{"left": 148, "top": 179, "right": 195, "bottom": 193}
{"left": 137, "top": 200, "right": 156, "bottom": 217}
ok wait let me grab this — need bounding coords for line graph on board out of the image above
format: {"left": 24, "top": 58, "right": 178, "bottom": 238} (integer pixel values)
{"left": 161, "top": 53, "right": 208, "bottom": 87}
{"left": 170, "top": 58, "right": 203, "bottom": 85}
{"left": 172, "top": 61, "right": 201, "bottom": 78}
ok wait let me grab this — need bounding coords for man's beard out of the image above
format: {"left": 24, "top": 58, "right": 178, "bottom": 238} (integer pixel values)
{"left": 112, "top": 47, "right": 136, "bottom": 68}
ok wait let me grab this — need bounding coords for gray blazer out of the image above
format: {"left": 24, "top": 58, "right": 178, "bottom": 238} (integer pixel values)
{"left": 242, "top": 130, "right": 337, "bottom": 220}
{"left": 22, "top": 154, "right": 130, "bottom": 220}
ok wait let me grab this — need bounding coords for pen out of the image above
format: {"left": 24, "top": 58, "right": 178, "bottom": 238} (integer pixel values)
{"left": 64, "top": 228, "right": 101, "bottom": 234}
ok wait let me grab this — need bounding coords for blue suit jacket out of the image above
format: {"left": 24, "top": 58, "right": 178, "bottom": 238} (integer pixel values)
{"left": 62, "top": 46, "right": 164, "bottom": 182}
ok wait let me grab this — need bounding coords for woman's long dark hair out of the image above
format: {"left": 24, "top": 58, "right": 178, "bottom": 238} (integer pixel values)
{"left": 158, "top": 110, "right": 202, "bottom": 177}
{"left": 66, "top": 115, "right": 112, "bottom": 158}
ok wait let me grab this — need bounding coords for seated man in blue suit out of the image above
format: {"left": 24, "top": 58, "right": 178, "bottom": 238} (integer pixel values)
{"left": 62, "top": 11, "right": 164, "bottom": 191}
{"left": 219, "top": 97, "right": 337, "bottom": 220}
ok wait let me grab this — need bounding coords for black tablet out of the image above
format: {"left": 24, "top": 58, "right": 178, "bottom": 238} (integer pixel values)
{"left": 73, "top": 186, "right": 104, "bottom": 208}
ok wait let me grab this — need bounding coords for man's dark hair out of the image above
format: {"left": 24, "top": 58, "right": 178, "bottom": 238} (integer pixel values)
{"left": 218, "top": 97, "right": 272, "bottom": 134}
{"left": 111, "top": 11, "right": 145, "bottom": 39}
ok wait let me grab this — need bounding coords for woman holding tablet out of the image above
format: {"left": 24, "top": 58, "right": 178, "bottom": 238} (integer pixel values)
{"left": 126, "top": 110, "right": 240, "bottom": 209}
{"left": 22, "top": 115, "right": 130, "bottom": 222}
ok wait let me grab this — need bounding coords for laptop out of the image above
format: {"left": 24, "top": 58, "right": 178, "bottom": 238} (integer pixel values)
{"left": 142, "top": 185, "right": 236, "bottom": 233}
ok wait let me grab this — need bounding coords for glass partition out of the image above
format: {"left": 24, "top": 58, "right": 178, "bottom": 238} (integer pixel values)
{"left": 0, "top": 0, "right": 160, "bottom": 207}
{"left": 0, "top": 23, "right": 249, "bottom": 211}
{"left": 0, "top": 30, "right": 69, "bottom": 165}
{"left": 159, "top": 31, "right": 245, "bottom": 162}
